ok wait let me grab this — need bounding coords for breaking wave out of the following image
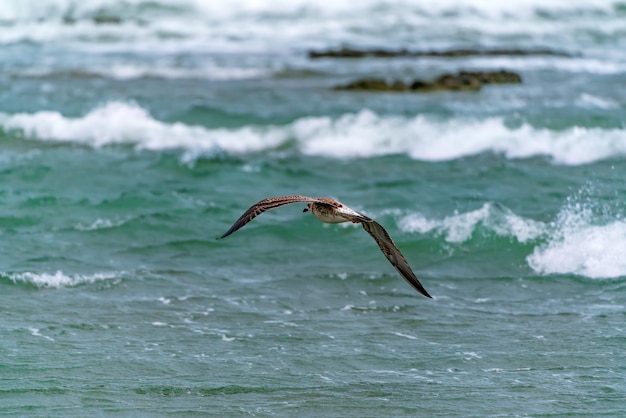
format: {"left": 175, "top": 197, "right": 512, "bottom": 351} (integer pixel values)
{"left": 398, "top": 194, "right": 626, "bottom": 279}
{"left": 398, "top": 203, "right": 545, "bottom": 244}
{"left": 3, "top": 270, "right": 122, "bottom": 288}
{"left": 0, "top": 102, "right": 287, "bottom": 161}
{"left": 2, "top": 103, "right": 626, "bottom": 165}
{"left": 527, "top": 196, "right": 626, "bottom": 279}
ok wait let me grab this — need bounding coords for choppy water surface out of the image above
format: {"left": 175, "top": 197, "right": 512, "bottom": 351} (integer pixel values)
{"left": 1, "top": 1, "right": 625, "bottom": 416}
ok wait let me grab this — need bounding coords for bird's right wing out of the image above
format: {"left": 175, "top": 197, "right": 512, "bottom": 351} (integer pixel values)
{"left": 219, "top": 195, "right": 320, "bottom": 238}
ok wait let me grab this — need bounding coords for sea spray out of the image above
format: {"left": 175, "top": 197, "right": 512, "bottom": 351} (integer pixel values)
{"left": 398, "top": 203, "right": 546, "bottom": 244}
{"left": 528, "top": 186, "right": 626, "bottom": 278}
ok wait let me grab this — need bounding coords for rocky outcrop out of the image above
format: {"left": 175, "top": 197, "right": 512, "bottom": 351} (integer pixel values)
{"left": 309, "top": 47, "right": 572, "bottom": 59}
{"left": 336, "top": 78, "right": 409, "bottom": 92}
{"left": 335, "top": 70, "right": 522, "bottom": 93}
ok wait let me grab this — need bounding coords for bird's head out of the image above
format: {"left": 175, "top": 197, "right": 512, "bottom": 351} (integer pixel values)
{"left": 303, "top": 202, "right": 313, "bottom": 213}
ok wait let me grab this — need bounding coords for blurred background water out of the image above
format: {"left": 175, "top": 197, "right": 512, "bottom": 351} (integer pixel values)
{"left": 1, "top": 0, "right": 625, "bottom": 416}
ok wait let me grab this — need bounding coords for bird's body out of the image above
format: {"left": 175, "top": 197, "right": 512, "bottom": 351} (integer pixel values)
{"left": 306, "top": 198, "right": 371, "bottom": 224}
{"left": 220, "top": 195, "right": 431, "bottom": 298}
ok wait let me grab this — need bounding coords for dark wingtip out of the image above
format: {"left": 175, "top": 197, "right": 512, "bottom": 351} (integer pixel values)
{"left": 409, "top": 279, "right": 432, "bottom": 298}
{"left": 218, "top": 228, "right": 235, "bottom": 240}
{"left": 413, "top": 284, "right": 432, "bottom": 298}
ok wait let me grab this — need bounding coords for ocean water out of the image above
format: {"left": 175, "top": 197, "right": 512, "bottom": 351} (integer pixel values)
{"left": 1, "top": 0, "right": 626, "bottom": 416}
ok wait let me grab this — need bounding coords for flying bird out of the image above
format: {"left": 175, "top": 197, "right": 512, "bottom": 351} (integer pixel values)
{"left": 219, "top": 195, "right": 431, "bottom": 298}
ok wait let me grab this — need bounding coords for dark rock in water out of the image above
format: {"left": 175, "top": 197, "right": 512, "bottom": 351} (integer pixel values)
{"left": 464, "top": 70, "right": 522, "bottom": 84}
{"left": 335, "top": 70, "right": 522, "bottom": 93}
{"left": 309, "top": 48, "right": 410, "bottom": 58}
{"left": 92, "top": 15, "right": 122, "bottom": 24}
{"left": 338, "top": 78, "right": 410, "bottom": 92}
{"left": 474, "top": 70, "right": 522, "bottom": 84}
{"left": 309, "top": 47, "right": 573, "bottom": 59}
{"left": 416, "top": 72, "right": 482, "bottom": 92}
{"left": 62, "top": 15, "right": 122, "bottom": 25}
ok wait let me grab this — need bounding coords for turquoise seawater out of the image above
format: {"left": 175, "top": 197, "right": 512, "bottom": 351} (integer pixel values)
{"left": 1, "top": 1, "right": 626, "bottom": 416}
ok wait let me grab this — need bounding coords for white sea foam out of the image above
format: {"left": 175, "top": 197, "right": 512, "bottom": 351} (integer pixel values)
{"left": 528, "top": 221, "right": 626, "bottom": 278}
{"left": 0, "top": 0, "right": 623, "bottom": 56}
{"left": 462, "top": 56, "right": 626, "bottom": 75}
{"left": 105, "top": 63, "right": 268, "bottom": 81}
{"left": 397, "top": 194, "right": 626, "bottom": 279}
{"left": 0, "top": 102, "right": 287, "bottom": 158}
{"left": 393, "top": 332, "right": 418, "bottom": 340}
{"left": 28, "top": 327, "right": 55, "bottom": 342}
{"left": 75, "top": 218, "right": 129, "bottom": 231}
{"left": 1, "top": 0, "right": 619, "bottom": 24}
{"left": 577, "top": 93, "right": 620, "bottom": 110}
{"left": 398, "top": 203, "right": 546, "bottom": 243}
{"left": 3, "top": 104, "right": 626, "bottom": 165}
{"left": 5, "top": 270, "right": 121, "bottom": 288}
{"left": 292, "top": 112, "right": 626, "bottom": 165}
{"left": 396, "top": 191, "right": 626, "bottom": 279}
{"left": 21, "top": 62, "right": 270, "bottom": 81}
{"left": 527, "top": 202, "right": 626, "bottom": 279}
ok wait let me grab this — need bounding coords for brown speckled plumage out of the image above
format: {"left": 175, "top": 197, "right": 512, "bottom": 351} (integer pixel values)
{"left": 220, "top": 195, "right": 431, "bottom": 298}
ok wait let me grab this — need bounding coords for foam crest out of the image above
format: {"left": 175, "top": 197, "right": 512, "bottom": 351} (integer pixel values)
{"left": 527, "top": 200, "right": 626, "bottom": 279}
{"left": 0, "top": 102, "right": 287, "bottom": 156}
{"left": 5, "top": 270, "right": 120, "bottom": 288}
{"left": 3, "top": 105, "right": 626, "bottom": 165}
{"left": 399, "top": 197, "right": 626, "bottom": 279}
{"left": 75, "top": 218, "right": 129, "bottom": 231}
{"left": 528, "top": 221, "right": 626, "bottom": 279}
{"left": 293, "top": 111, "right": 626, "bottom": 165}
{"left": 398, "top": 203, "right": 546, "bottom": 243}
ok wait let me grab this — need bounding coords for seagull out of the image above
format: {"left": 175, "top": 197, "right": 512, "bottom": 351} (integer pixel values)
{"left": 219, "top": 195, "right": 431, "bottom": 298}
